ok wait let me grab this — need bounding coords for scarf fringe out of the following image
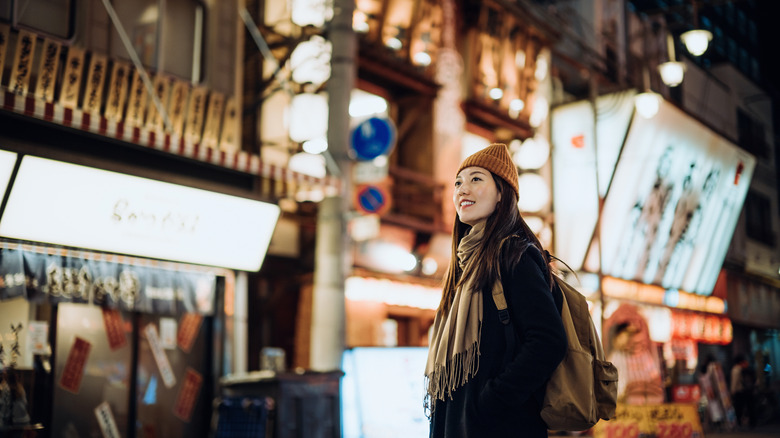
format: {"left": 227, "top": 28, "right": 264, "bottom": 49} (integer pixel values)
{"left": 424, "top": 330, "right": 481, "bottom": 413}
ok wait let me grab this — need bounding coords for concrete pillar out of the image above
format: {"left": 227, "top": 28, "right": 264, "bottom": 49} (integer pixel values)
{"left": 309, "top": 0, "right": 355, "bottom": 371}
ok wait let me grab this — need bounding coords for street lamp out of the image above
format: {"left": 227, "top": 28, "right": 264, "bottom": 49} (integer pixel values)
{"left": 658, "top": 33, "right": 685, "bottom": 87}
{"left": 680, "top": 29, "right": 712, "bottom": 56}
{"left": 634, "top": 68, "right": 661, "bottom": 119}
{"left": 680, "top": 0, "right": 712, "bottom": 57}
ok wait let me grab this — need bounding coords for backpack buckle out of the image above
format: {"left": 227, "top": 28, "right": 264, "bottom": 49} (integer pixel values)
{"left": 497, "top": 308, "right": 511, "bottom": 325}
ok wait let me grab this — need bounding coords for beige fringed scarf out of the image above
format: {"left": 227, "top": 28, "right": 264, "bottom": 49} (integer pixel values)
{"left": 425, "top": 221, "right": 505, "bottom": 404}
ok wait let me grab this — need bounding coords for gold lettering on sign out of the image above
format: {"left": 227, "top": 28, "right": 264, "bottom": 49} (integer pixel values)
{"left": 83, "top": 53, "right": 108, "bottom": 114}
{"left": 184, "top": 86, "right": 208, "bottom": 143}
{"left": 0, "top": 24, "right": 10, "bottom": 86}
{"left": 60, "top": 46, "right": 85, "bottom": 108}
{"left": 146, "top": 75, "right": 171, "bottom": 130}
{"left": 125, "top": 69, "right": 148, "bottom": 127}
{"left": 219, "top": 96, "right": 239, "bottom": 152}
{"left": 104, "top": 61, "right": 130, "bottom": 121}
{"left": 9, "top": 30, "right": 37, "bottom": 95}
{"left": 201, "top": 92, "right": 225, "bottom": 148}
{"left": 34, "top": 39, "right": 62, "bottom": 102}
{"left": 167, "top": 80, "right": 190, "bottom": 137}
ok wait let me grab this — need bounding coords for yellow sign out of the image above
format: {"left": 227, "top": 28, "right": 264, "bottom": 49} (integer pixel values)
{"left": 593, "top": 403, "right": 703, "bottom": 438}
{"left": 83, "top": 53, "right": 108, "bottom": 114}
{"left": 9, "top": 29, "right": 37, "bottom": 95}
{"left": 0, "top": 24, "right": 9, "bottom": 85}
{"left": 35, "top": 38, "right": 61, "bottom": 102}
{"left": 60, "top": 46, "right": 85, "bottom": 108}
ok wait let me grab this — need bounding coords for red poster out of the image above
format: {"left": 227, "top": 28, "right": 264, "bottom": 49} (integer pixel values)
{"left": 59, "top": 336, "right": 92, "bottom": 393}
{"left": 102, "top": 307, "right": 127, "bottom": 350}
{"left": 177, "top": 313, "right": 203, "bottom": 353}
{"left": 173, "top": 367, "right": 203, "bottom": 422}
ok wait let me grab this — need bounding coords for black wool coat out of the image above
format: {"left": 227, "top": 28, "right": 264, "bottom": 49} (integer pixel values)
{"left": 429, "top": 246, "right": 567, "bottom": 438}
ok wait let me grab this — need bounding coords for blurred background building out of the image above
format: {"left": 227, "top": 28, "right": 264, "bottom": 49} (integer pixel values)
{"left": 0, "top": 0, "right": 777, "bottom": 437}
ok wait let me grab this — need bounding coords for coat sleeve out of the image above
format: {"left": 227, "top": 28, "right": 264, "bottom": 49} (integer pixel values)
{"left": 477, "top": 248, "right": 567, "bottom": 416}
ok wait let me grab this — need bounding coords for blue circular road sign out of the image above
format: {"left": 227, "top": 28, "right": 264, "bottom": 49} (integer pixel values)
{"left": 355, "top": 184, "right": 389, "bottom": 215}
{"left": 350, "top": 117, "right": 397, "bottom": 161}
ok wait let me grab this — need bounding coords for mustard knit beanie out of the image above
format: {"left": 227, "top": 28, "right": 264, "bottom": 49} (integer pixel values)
{"left": 456, "top": 143, "right": 519, "bottom": 199}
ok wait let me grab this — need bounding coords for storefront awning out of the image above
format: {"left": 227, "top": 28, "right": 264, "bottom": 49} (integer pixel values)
{"left": 0, "top": 244, "right": 217, "bottom": 315}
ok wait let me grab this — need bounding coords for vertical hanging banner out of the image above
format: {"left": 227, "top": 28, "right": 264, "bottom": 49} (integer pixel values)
{"left": 60, "top": 336, "right": 92, "bottom": 393}
{"left": 219, "top": 96, "right": 239, "bottom": 152}
{"left": 104, "top": 61, "right": 130, "bottom": 121}
{"left": 144, "top": 323, "right": 176, "bottom": 388}
{"left": 184, "top": 86, "right": 208, "bottom": 143}
{"left": 0, "top": 24, "right": 10, "bottom": 85}
{"left": 59, "top": 46, "right": 86, "bottom": 108}
{"left": 146, "top": 75, "right": 171, "bottom": 130}
{"left": 125, "top": 69, "right": 148, "bottom": 127}
{"left": 173, "top": 367, "right": 203, "bottom": 422}
{"left": 34, "top": 38, "right": 61, "bottom": 102}
{"left": 83, "top": 53, "right": 108, "bottom": 114}
{"left": 167, "top": 80, "right": 190, "bottom": 137}
{"left": 8, "top": 29, "right": 37, "bottom": 95}
{"left": 201, "top": 92, "right": 225, "bottom": 148}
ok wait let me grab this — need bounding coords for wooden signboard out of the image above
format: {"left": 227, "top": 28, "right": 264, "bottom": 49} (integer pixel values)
{"left": 167, "top": 79, "right": 190, "bottom": 137}
{"left": 0, "top": 24, "right": 11, "bottom": 86}
{"left": 8, "top": 29, "right": 37, "bottom": 95}
{"left": 59, "top": 46, "right": 86, "bottom": 108}
{"left": 201, "top": 92, "right": 225, "bottom": 148}
{"left": 125, "top": 69, "right": 148, "bottom": 127}
{"left": 82, "top": 53, "right": 108, "bottom": 114}
{"left": 104, "top": 61, "right": 131, "bottom": 121}
{"left": 34, "top": 38, "right": 62, "bottom": 102}
{"left": 219, "top": 96, "right": 239, "bottom": 152}
{"left": 184, "top": 86, "right": 208, "bottom": 143}
{"left": 145, "top": 75, "right": 171, "bottom": 130}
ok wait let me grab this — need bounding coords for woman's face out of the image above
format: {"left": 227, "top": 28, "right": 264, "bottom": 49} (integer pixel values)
{"left": 453, "top": 166, "right": 501, "bottom": 226}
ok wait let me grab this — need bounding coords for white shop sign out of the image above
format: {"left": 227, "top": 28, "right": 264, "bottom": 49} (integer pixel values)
{"left": 0, "top": 155, "right": 280, "bottom": 271}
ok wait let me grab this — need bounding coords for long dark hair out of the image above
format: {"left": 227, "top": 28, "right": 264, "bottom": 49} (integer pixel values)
{"left": 438, "top": 173, "right": 553, "bottom": 316}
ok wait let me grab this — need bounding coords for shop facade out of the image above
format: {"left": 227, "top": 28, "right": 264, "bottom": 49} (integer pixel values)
{"left": 0, "top": 3, "right": 340, "bottom": 435}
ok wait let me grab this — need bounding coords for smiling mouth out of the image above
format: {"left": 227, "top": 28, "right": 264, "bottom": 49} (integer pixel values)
{"left": 460, "top": 201, "right": 474, "bottom": 208}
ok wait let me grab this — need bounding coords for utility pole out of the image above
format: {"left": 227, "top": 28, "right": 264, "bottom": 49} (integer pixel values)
{"left": 309, "top": 0, "right": 355, "bottom": 371}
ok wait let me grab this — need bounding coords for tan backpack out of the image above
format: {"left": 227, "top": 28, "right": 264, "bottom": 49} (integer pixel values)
{"left": 492, "top": 272, "right": 618, "bottom": 431}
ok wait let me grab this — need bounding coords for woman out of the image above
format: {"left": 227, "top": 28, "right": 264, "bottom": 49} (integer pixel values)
{"left": 426, "top": 143, "right": 567, "bottom": 437}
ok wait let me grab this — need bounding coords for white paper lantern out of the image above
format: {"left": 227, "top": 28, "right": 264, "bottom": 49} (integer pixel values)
{"left": 290, "top": 36, "right": 332, "bottom": 85}
{"left": 289, "top": 93, "right": 328, "bottom": 142}
{"left": 289, "top": 152, "right": 326, "bottom": 178}
{"left": 516, "top": 173, "right": 549, "bottom": 212}
{"left": 291, "top": 0, "right": 333, "bottom": 27}
{"left": 529, "top": 95, "right": 549, "bottom": 128}
{"left": 513, "top": 135, "right": 550, "bottom": 170}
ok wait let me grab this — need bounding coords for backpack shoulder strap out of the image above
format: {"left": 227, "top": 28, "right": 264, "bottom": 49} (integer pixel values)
{"left": 490, "top": 240, "right": 539, "bottom": 319}
{"left": 553, "top": 276, "right": 591, "bottom": 352}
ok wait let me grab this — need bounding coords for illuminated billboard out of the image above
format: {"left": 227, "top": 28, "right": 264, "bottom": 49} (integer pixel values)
{"left": 0, "top": 154, "right": 280, "bottom": 271}
{"left": 552, "top": 93, "right": 755, "bottom": 295}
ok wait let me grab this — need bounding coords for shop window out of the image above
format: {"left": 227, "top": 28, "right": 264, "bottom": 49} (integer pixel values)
{"left": 108, "top": 0, "right": 205, "bottom": 83}
{"left": 0, "top": 0, "right": 75, "bottom": 39}
{"left": 745, "top": 191, "right": 774, "bottom": 245}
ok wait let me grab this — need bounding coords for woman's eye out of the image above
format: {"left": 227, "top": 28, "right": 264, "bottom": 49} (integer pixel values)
{"left": 472, "top": 177, "right": 481, "bottom": 182}
{"left": 454, "top": 181, "right": 461, "bottom": 187}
